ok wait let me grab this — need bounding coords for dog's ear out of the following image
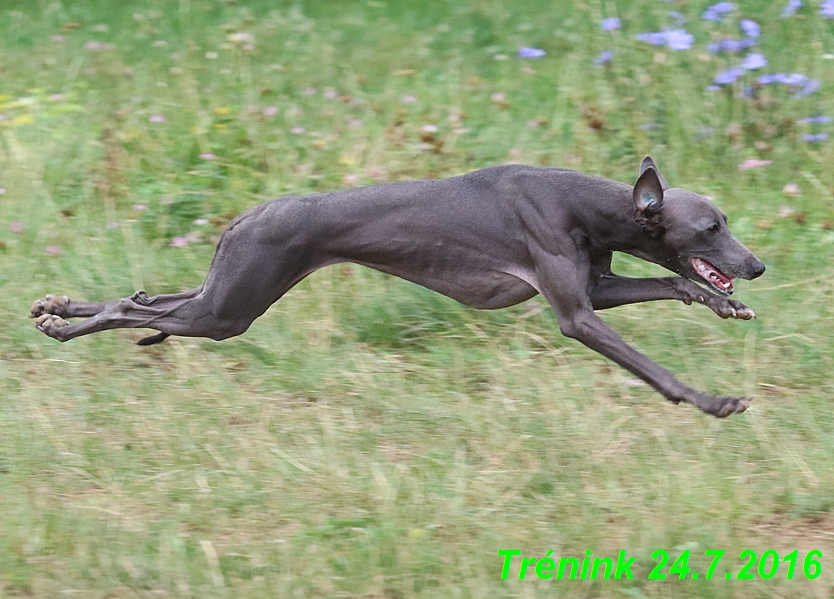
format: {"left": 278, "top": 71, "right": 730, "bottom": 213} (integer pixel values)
{"left": 633, "top": 166, "right": 665, "bottom": 236}
{"left": 633, "top": 166, "right": 665, "bottom": 214}
{"left": 639, "top": 155, "right": 670, "bottom": 191}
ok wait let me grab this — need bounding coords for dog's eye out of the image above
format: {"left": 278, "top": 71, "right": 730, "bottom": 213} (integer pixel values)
{"left": 708, "top": 224, "right": 719, "bottom": 234}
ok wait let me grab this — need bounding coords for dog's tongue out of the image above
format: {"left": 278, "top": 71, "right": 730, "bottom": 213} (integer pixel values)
{"left": 691, "top": 257, "right": 734, "bottom": 292}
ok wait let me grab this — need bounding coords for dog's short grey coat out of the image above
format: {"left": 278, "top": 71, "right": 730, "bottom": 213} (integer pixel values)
{"left": 32, "top": 156, "right": 765, "bottom": 417}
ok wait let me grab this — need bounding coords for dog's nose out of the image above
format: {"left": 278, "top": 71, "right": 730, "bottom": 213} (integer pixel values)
{"left": 750, "top": 259, "right": 765, "bottom": 278}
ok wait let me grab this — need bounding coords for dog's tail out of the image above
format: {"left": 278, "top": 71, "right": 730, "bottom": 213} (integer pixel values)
{"left": 137, "top": 332, "right": 171, "bottom": 346}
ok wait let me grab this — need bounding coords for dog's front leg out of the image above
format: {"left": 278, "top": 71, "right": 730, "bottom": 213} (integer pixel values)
{"left": 536, "top": 255, "right": 750, "bottom": 417}
{"left": 590, "top": 275, "right": 756, "bottom": 319}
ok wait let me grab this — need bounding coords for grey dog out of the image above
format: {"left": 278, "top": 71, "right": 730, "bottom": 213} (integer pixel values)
{"left": 31, "top": 156, "right": 765, "bottom": 417}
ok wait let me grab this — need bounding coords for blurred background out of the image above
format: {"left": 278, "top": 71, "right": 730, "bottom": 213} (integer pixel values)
{"left": 1, "top": 0, "right": 833, "bottom": 596}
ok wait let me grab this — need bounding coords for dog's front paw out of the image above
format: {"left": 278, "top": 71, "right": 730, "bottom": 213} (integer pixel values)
{"left": 30, "top": 294, "right": 69, "bottom": 319}
{"left": 34, "top": 314, "right": 70, "bottom": 341}
{"left": 704, "top": 296, "right": 756, "bottom": 320}
{"left": 693, "top": 394, "right": 752, "bottom": 418}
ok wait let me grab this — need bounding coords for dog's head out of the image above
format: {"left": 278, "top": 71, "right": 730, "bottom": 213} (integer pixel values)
{"left": 633, "top": 156, "right": 765, "bottom": 295}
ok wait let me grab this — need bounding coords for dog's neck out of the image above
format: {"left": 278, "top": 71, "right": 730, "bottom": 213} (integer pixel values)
{"left": 573, "top": 186, "right": 654, "bottom": 251}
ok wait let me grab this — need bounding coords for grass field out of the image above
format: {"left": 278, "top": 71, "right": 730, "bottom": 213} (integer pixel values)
{"left": 2, "top": 0, "right": 834, "bottom": 597}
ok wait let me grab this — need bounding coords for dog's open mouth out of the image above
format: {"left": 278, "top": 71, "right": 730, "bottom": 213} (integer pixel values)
{"left": 691, "top": 257, "right": 734, "bottom": 294}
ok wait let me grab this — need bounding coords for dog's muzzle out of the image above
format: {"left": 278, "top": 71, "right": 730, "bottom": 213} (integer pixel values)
{"left": 691, "top": 257, "right": 735, "bottom": 294}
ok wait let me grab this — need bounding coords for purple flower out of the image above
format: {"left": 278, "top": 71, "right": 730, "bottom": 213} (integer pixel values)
{"left": 757, "top": 72, "right": 820, "bottom": 95}
{"left": 760, "top": 73, "right": 809, "bottom": 86}
{"left": 703, "top": 2, "right": 735, "bottom": 21}
{"left": 635, "top": 32, "right": 668, "bottom": 46}
{"left": 781, "top": 0, "right": 802, "bottom": 17}
{"left": 518, "top": 47, "right": 546, "bottom": 59}
{"left": 766, "top": 73, "right": 803, "bottom": 86}
{"left": 799, "top": 116, "right": 833, "bottom": 124}
{"left": 713, "top": 66, "right": 744, "bottom": 85}
{"left": 170, "top": 237, "right": 188, "bottom": 247}
{"left": 783, "top": 73, "right": 809, "bottom": 86}
{"left": 740, "top": 19, "right": 760, "bottom": 38}
{"left": 665, "top": 29, "right": 694, "bottom": 50}
{"left": 741, "top": 53, "right": 767, "bottom": 70}
{"left": 758, "top": 73, "right": 781, "bottom": 85}
{"left": 635, "top": 30, "right": 693, "bottom": 50}
{"left": 822, "top": 0, "right": 834, "bottom": 18}
{"left": 794, "top": 79, "right": 822, "bottom": 98}
{"left": 199, "top": 153, "right": 216, "bottom": 160}
{"left": 593, "top": 50, "right": 614, "bottom": 65}
{"left": 262, "top": 106, "right": 279, "bottom": 117}
{"left": 9, "top": 222, "right": 23, "bottom": 234}
{"left": 803, "top": 133, "right": 828, "bottom": 142}
{"left": 706, "top": 85, "right": 721, "bottom": 92}
{"left": 148, "top": 114, "right": 167, "bottom": 123}
{"left": 600, "top": 17, "right": 622, "bottom": 31}
{"left": 707, "top": 38, "right": 756, "bottom": 53}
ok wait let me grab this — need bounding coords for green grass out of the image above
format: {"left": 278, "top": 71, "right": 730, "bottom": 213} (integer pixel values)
{"left": 2, "top": 0, "right": 834, "bottom": 596}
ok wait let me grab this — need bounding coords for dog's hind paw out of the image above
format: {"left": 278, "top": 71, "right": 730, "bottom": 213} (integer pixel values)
{"left": 34, "top": 314, "right": 70, "bottom": 341}
{"left": 697, "top": 395, "right": 752, "bottom": 418}
{"left": 30, "top": 294, "right": 69, "bottom": 319}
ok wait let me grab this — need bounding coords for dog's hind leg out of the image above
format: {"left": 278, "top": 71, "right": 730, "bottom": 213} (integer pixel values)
{"left": 30, "top": 294, "right": 111, "bottom": 319}
{"left": 30, "top": 288, "right": 207, "bottom": 345}
{"left": 32, "top": 202, "right": 325, "bottom": 343}
{"left": 30, "top": 287, "right": 203, "bottom": 320}
{"left": 32, "top": 258, "right": 312, "bottom": 343}
{"left": 32, "top": 287, "right": 245, "bottom": 343}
